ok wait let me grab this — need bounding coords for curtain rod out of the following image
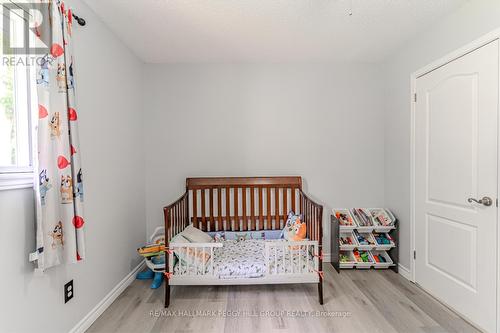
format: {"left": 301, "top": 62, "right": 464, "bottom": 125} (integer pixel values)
{"left": 5, "top": 0, "right": 86, "bottom": 26}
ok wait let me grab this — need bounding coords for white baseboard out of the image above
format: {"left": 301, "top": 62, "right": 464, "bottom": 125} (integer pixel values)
{"left": 398, "top": 264, "right": 412, "bottom": 281}
{"left": 69, "top": 260, "right": 145, "bottom": 333}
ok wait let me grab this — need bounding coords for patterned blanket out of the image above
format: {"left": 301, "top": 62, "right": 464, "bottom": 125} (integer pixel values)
{"left": 174, "top": 239, "right": 313, "bottom": 279}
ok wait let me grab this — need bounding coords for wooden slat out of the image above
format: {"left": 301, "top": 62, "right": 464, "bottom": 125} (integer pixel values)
{"left": 291, "top": 188, "right": 296, "bottom": 212}
{"left": 181, "top": 197, "right": 185, "bottom": 234}
{"left": 314, "top": 205, "right": 318, "bottom": 241}
{"left": 173, "top": 204, "right": 177, "bottom": 236}
{"left": 313, "top": 207, "right": 319, "bottom": 239}
{"left": 225, "top": 187, "right": 230, "bottom": 231}
{"left": 176, "top": 202, "right": 179, "bottom": 234}
{"left": 201, "top": 189, "right": 206, "bottom": 231}
{"left": 250, "top": 187, "right": 256, "bottom": 230}
{"left": 234, "top": 187, "right": 239, "bottom": 231}
{"left": 266, "top": 187, "right": 271, "bottom": 230}
{"left": 217, "top": 187, "right": 222, "bottom": 231}
{"left": 192, "top": 189, "right": 198, "bottom": 228}
{"left": 178, "top": 202, "right": 181, "bottom": 233}
{"left": 166, "top": 209, "right": 171, "bottom": 241}
{"left": 173, "top": 205, "right": 179, "bottom": 235}
{"left": 313, "top": 206, "right": 317, "bottom": 240}
{"left": 258, "top": 187, "right": 263, "bottom": 230}
{"left": 185, "top": 193, "right": 189, "bottom": 231}
{"left": 283, "top": 187, "right": 288, "bottom": 222}
{"left": 242, "top": 187, "right": 247, "bottom": 231}
{"left": 209, "top": 188, "right": 215, "bottom": 231}
{"left": 305, "top": 201, "right": 316, "bottom": 239}
{"left": 317, "top": 207, "right": 320, "bottom": 241}
{"left": 299, "top": 189, "right": 302, "bottom": 214}
{"left": 191, "top": 215, "right": 283, "bottom": 225}
{"left": 173, "top": 201, "right": 177, "bottom": 236}
{"left": 303, "top": 196, "right": 307, "bottom": 237}
{"left": 275, "top": 188, "right": 280, "bottom": 229}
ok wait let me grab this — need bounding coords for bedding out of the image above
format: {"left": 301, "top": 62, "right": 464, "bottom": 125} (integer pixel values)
{"left": 169, "top": 234, "right": 190, "bottom": 265}
{"left": 180, "top": 225, "right": 213, "bottom": 243}
{"left": 208, "top": 230, "right": 282, "bottom": 241}
{"left": 173, "top": 239, "right": 313, "bottom": 279}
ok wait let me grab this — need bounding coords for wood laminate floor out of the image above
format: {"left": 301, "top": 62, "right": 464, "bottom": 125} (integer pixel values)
{"left": 87, "top": 264, "right": 479, "bottom": 333}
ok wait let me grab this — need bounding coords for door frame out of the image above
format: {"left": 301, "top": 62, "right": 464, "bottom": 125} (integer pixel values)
{"left": 410, "top": 28, "right": 500, "bottom": 332}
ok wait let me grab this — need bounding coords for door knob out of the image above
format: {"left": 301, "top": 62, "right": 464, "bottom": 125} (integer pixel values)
{"left": 467, "top": 196, "right": 493, "bottom": 206}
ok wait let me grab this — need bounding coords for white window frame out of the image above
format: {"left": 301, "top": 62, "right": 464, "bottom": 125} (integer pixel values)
{"left": 0, "top": 7, "right": 36, "bottom": 191}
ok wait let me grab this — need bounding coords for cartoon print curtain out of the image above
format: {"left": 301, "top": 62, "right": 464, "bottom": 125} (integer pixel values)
{"left": 31, "top": 0, "right": 85, "bottom": 271}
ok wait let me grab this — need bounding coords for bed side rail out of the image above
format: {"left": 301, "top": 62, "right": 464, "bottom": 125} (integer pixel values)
{"left": 265, "top": 240, "right": 320, "bottom": 277}
{"left": 168, "top": 242, "right": 223, "bottom": 277}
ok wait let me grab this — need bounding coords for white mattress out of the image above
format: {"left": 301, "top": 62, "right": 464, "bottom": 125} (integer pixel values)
{"left": 173, "top": 239, "right": 313, "bottom": 279}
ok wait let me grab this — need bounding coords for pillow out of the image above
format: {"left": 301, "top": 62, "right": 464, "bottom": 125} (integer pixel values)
{"left": 282, "top": 211, "right": 298, "bottom": 239}
{"left": 235, "top": 233, "right": 248, "bottom": 242}
{"left": 169, "top": 234, "right": 189, "bottom": 265}
{"left": 250, "top": 231, "right": 265, "bottom": 240}
{"left": 170, "top": 233, "right": 210, "bottom": 266}
{"left": 181, "top": 225, "right": 213, "bottom": 243}
{"left": 170, "top": 233, "right": 190, "bottom": 244}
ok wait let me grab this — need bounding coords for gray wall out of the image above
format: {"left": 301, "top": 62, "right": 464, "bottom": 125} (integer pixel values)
{"left": 143, "top": 63, "right": 386, "bottom": 257}
{"left": 384, "top": 0, "right": 500, "bottom": 270}
{"left": 4, "top": 1, "right": 500, "bottom": 331}
{"left": 0, "top": 1, "right": 146, "bottom": 332}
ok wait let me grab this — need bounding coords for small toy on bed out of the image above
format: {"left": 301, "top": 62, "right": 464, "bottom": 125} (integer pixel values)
{"left": 214, "top": 232, "right": 225, "bottom": 242}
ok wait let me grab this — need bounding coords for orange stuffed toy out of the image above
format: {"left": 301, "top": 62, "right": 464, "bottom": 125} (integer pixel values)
{"left": 291, "top": 219, "right": 307, "bottom": 241}
{"left": 283, "top": 211, "right": 307, "bottom": 241}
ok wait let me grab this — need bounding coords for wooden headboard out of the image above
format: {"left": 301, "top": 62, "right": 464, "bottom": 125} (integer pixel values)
{"left": 163, "top": 176, "right": 323, "bottom": 244}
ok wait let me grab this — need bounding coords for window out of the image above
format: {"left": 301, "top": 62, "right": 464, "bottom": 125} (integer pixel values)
{"left": 0, "top": 8, "right": 36, "bottom": 190}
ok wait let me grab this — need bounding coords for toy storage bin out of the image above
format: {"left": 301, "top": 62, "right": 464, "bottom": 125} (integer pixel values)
{"left": 353, "top": 230, "right": 376, "bottom": 250}
{"left": 339, "top": 250, "right": 356, "bottom": 268}
{"left": 370, "top": 250, "right": 393, "bottom": 269}
{"left": 333, "top": 208, "right": 357, "bottom": 230}
{"left": 372, "top": 232, "right": 396, "bottom": 250}
{"left": 353, "top": 250, "right": 373, "bottom": 269}
{"left": 339, "top": 231, "right": 358, "bottom": 250}
{"left": 350, "top": 208, "right": 375, "bottom": 232}
{"left": 369, "top": 208, "right": 396, "bottom": 232}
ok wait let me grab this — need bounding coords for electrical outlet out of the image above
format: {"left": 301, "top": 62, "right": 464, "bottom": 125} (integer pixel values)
{"left": 64, "top": 280, "right": 74, "bottom": 303}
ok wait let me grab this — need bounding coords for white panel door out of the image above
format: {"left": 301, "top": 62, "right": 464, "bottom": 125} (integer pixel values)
{"left": 415, "top": 40, "right": 499, "bottom": 332}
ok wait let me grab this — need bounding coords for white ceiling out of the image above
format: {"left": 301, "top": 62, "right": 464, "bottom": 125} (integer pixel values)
{"left": 82, "top": 0, "right": 468, "bottom": 63}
